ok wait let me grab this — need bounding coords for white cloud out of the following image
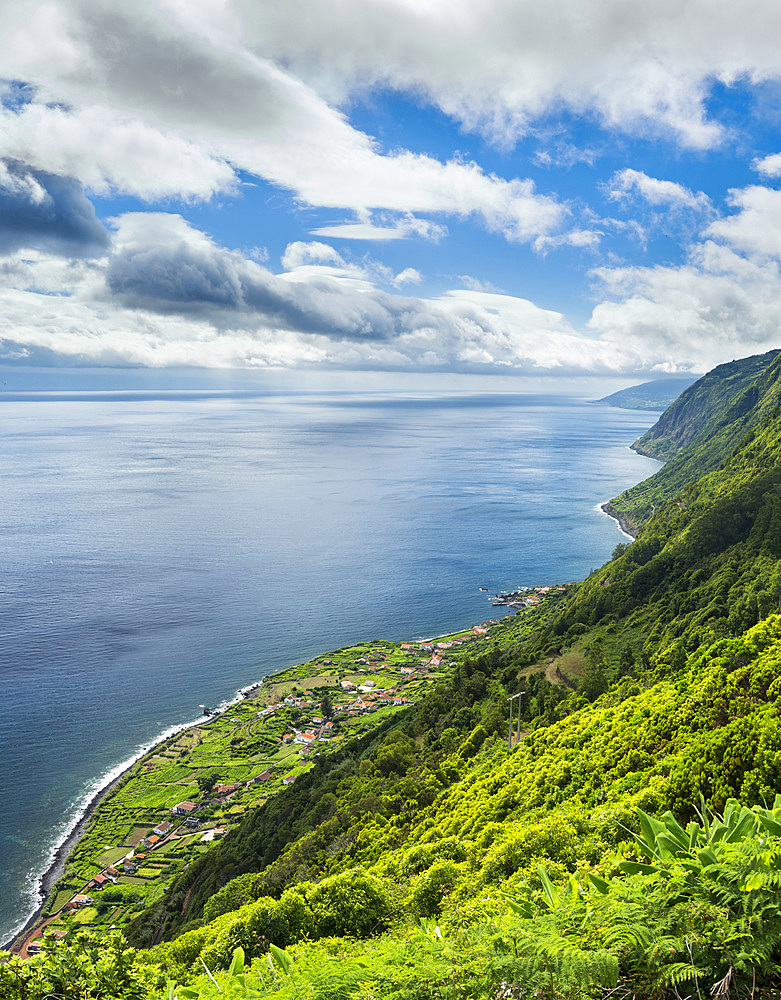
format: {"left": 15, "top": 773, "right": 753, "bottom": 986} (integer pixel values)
{"left": 393, "top": 267, "right": 422, "bottom": 287}
{"left": 754, "top": 152, "right": 781, "bottom": 178}
{"left": 607, "top": 168, "right": 710, "bottom": 210}
{"left": 228, "top": 0, "right": 781, "bottom": 149}
{"left": 0, "top": 101, "right": 237, "bottom": 202}
{"left": 534, "top": 228, "right": 603, "bottom": 254}
{"left": 588, "top": 179, "right": 781, "bottom": 372}
{"left": 310, "top": 214, "right": 447, "bottom": 242}
{"left": 281, "top": 241, "right": 346, "bottom": 270}
{"left": 0, "top": 213, "right": 629, "bottom": 373}
{"left": 706, "top": 185, "right": 781, "bottom": 259}
{"left": 0, "top": 3, "right": 565, "bottom": 243}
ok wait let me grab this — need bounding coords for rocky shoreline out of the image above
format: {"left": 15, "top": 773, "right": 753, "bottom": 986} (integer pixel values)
{"left": 600, "top": 501, "right": 638, "bottom": 539}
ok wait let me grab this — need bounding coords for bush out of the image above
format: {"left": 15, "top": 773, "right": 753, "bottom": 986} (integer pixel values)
{"left": 307, "top": 870, "right": 390, "bottom": 938}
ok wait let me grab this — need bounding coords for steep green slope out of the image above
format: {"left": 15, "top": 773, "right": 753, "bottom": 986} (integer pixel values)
{"left": 606, "top": 349, "right": 780, "bottom": 531}
{"left": 634, "top": 351, "right": 779, "bottom": 461}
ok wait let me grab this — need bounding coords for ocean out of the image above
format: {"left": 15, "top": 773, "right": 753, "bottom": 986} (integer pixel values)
{"left": 0, "top": 385, "right": 660, "bottom": 944}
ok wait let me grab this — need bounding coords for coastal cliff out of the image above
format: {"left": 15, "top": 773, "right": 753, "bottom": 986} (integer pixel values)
{"left": 605, "top": 348, "right": 781, "bottom": 530}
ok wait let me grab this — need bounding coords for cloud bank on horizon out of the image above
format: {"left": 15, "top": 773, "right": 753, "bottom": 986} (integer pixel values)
{"left": 3, "top": 0, "right": 781, "bottom": 375}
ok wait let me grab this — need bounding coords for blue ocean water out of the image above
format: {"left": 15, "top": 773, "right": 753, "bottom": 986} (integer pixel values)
{"left": 0, "top": 387, "right": 660, "bottom": 944}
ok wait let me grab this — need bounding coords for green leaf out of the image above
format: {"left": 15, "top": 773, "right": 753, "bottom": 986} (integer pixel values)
{"left": 697, "top": 846, "right": 719, "bottom": 867}
{"left": 660, "top": 812, "right": 690, "bottom": 851}
{"left": 587, "top": 872, "right": 610, "bottom": 894}
{"left": 537, "top": 865, "right": 559, "bottom": 912}
{"left": 725, "top": 810, "right": 757, "bottom": 843}
{"left": 618, "top": 861, "right": 659, "bottom": 876}
{"left": 228, "top": 948, "right": 245, "bottom": 978}
{"left": 199, "top": 957, "right": 221, "bottom": 991}
{"left": 504, "top": 896, "right": 534, "bottom": 918}
{"left": 756, "top": 813, "right": 781, "bottom": 837}
{"left": 268, "top": 943, "right": 293, "bottom": 976}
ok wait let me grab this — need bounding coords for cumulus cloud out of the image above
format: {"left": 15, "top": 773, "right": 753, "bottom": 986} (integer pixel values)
{"left": 607, "top": 168, "right": 710, "bottom": 211}
{"left": 0, "top": 99, "right": 237, "bottom": 202}
{"left": 393, "top": 268, "right": 422, "bottom": 287}
{"left": 706, "top": 186, "right": 781, "bottom": 259}
{"left": 588, "top": 182, "right": 781, "bottom": 371}
{"left": 228, "top": 0, "right": 781, "bottom": 148}
{"left": 105, "top": 214, "right": 444, "bottom": 341}
{"left": 0, "top": 211, "right": 628, "bottom": 373}
{"left": 0, "top": 4, "right": 565, "bottom": 243}
{"left": 753, "top": 152, "right": 781, "bottom": 177}
{"left": 589, "top": 245, "right": 781, "bottom": 372}
{"left": 0, "top": 158, "right": 109, "bottom": 256}
{"left": 281, "top": 241, "right": 346, "bottom": 270}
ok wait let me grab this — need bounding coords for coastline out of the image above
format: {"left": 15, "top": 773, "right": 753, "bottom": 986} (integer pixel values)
{"left": 6, "top": 610, "right": 505, "bottom": 952}
{"left": 5, "top": 478, "right": 645, "bottom": 951}
{"left": 4, "top": 680, "right": 264, "bottom": 952}
{"left": 6, "top": 767, "right": 130, "bottom": 951}
{"left": 600, "top": 501, "right": 637, "bottom": 539}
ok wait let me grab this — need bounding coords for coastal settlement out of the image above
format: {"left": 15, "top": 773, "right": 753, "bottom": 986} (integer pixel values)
{"left": 14, "top": 583, "right": 571, "bottom": 957}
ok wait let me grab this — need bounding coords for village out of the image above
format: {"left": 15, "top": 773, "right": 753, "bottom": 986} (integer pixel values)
{"left": 17, "top": 619, "right": 506, "bottom": 955}
{"left": 492, "top": 582, "right": 573, "bottom": 609}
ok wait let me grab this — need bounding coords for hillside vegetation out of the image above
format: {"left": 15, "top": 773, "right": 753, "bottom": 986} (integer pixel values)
{"left": 6, "top": 353, "right": 781, "bottom": 1000}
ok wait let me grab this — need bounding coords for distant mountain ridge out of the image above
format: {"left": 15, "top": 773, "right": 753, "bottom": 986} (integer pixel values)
{"left": 595, "top": 375, "right": 700, "bottom": 411}
{"left": 605, "top": 349, "right": 781, "bottom": 533}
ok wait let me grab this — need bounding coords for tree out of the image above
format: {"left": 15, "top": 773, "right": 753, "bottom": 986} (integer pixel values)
{"left": 581, "top": 641, "right": 608, "bottom": 700}
{"left": 320, "top": 691, "right": 334, "bottom": 719}
{"left": 197, "top": 770, "right": 219, "bottom": 795}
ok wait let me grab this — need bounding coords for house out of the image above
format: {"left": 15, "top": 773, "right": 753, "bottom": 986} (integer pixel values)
{"left": 340, "top": 680, "right": 356, "bottom": 690}
{"left": 248, "top": 769, "right": 273, "bottom": 783}
{"left": 153, "top": 821, "right": 171, "bottom": 837}
{"left": 171, "top": 800, "right": 197, "bottom": 816}
{"left": 88, "top": 873, "right": 112, "bottom": 889}
{"left": 282, "top": 775, "right": 296, "bottom": 784}
{"left": 123, "top": 860, "right": 138, "bottom": 873}
{"left": 213, "top": 782, "right": 241, "bottom": 797}
{"left": 473, "top": 626, "right": 488, "bottom": 635}
{"left": 67, "top": 893, "right": 93, "bottom": 909}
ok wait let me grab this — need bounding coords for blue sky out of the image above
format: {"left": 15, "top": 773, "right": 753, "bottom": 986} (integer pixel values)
{"left": 3, "top": 0, "right": 781, "bottom": 378}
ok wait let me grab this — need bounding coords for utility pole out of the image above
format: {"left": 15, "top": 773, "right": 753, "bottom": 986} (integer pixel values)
{"left": 507, "top": 690, "right": 525, "bottom": 751}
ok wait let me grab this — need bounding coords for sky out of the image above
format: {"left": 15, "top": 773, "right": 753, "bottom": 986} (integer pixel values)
{"left": 3, "top": 1, "right": 781, "bottom": 378}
